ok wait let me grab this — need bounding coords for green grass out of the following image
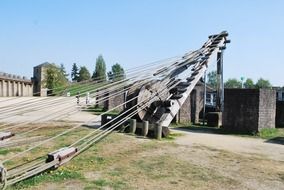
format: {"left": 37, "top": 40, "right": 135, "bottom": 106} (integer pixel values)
{"left": 9, "top": 167, "right": 83, "bottom": 189}
{"left": 0, "top": 149, "right": 9, "bottom": 155}
{"left": 258, "top": 128, "right": 284, "bottom": 139}
{"left": 84, "top": 106, "right": 121, "bottom": 115}
{"left": 163, "top": 132, "right": 184, "bottom": 141}
{"left": 0, "top": 147, "right": 23, "bottom": 155}
{"left": 52, "top": 81, "right": 108, "bottom": 96}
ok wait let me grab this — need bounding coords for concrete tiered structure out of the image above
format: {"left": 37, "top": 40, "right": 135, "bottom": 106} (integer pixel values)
{"left": 0, "top": 72, "right": 33, "bottom": 97}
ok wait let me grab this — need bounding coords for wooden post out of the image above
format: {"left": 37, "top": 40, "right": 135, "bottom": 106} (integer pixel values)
{"left": 142, "top": 120, "right": 149, "bottom": 137}
{"left": 129, "top": 119, "right": 136, "bottom": 134}
{"left": 155, "top": 123, "right": 162, "bottom": 140}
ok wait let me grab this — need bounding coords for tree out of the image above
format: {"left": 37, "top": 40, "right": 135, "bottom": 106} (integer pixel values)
{"left": 244, "top": 78, "right": 255, "bottom": 89}
{"left": 255, "top": 78, "right": 272, "bottom": 89}
{"left": 44, "top": 63, "right": 68, "bottom": 95}
{"left": 78, "top": 66, "right": 91, "bottom": 82}
{"left": 92, "top": 55, "right": 106, "bottom": 81}
{"left": 108, "top": 63, "right": 125, "bottom": 81}
{"left": 207, "top": 71, "right": 217, "bottom": 89}
{"left": 224, "top": 78, "right": 242, "bottom": 88}
{"left": 60, "top": 63, "right": 69, "bottom": 79}
{"left": 71, "top": 63, "right": 79, "bottom": 82}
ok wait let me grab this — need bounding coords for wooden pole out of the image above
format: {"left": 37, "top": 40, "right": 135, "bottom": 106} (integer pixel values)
{"left": 155, "top": 123, "right": 162, "bottom": 140}
{"left": 142, "top": 120, "right": 149, "bottom": 137}
{"left": 129, "top": 119, "right": 136, "bottom": 134}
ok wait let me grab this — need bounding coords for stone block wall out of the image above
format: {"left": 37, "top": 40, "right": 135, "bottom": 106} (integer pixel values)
{"left": 177, "top": 83, "right": 205, "bottom": 124}
{"left": 223, "top": 89, "right": 276, "bottom": 134}
{"left": 177, "top": 94, "right": 191, "bottom": 123}
{"left": 259, "top": 90, "right": 276, "bottom": 130}
{"left": 276, "top": 101, "right": 284, "bottom": 127}
{"left": 104, "top": 90, "right": 125, "bottom": 112}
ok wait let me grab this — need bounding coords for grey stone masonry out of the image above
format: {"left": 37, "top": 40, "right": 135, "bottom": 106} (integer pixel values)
{"left": 223, "top": 89, "right": 276, "bottom": 134}
{"left": 104, "top": 90, "right": 125, "bottom": 112}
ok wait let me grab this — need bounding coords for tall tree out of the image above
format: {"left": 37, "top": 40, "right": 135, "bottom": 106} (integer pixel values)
{"left": 255, "top": 78, "right": 272, "bottom": 89}
{"left": 60, "top": 63, "right": 69, "bottom": 79}
{"left": 108, "top": 63, "right": 125, "bottom": 81}
{"left": 71, "top": 63, "right": 79, "bottom": 82}
{"left": 92, "top": 55, "right": 106, "bottom": 81}
{"left": 78, "top": 66, "right": 91, "bottom": 82}
{"left": 224, "top": 78, "right": 242, "bottom": 88}
{"left": 207, "top": 70, "right": 217, "bottom": 89}
{"left": 243, "top": 78, "right": 255, "bottom": 89}
{"left": 44, "top": 63, "right": 68, "bottom": 94}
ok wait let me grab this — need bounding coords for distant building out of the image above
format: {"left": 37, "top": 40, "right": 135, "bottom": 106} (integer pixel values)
{"left": 273, "top": 87, "right": 284, "bottom": 101}
{"left": 206, "top": 91, "right": 216, "bottom": 107}
{"left": 0, "top": 72, "right": 33, "bottom": 97}
{"left": 32, "top": 62, "right": 52, "bottom": 96}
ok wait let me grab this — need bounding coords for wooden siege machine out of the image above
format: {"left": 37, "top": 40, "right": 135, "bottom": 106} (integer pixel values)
{"left": 124, "top": 31, "right": 230, "bottom": 136}
{"left": 0, "top": 32, "right": 230, "bottom": 189}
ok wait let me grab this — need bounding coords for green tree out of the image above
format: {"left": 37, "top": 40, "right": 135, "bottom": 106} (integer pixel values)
{"left": 207, "top": 70, "right": 217, "bottom": 89}
{"left": 60, "top": 63, "right": 69, "bottom": 79}
{"left": 108, "top": 63, "right": 125, "bottom": 81}
{"left": 44, "top": 63, "right": 68, "bottom": 95}
{"left": 92, "top": 55, "right": 106, "bottom": 81}
{"left": 255, "top": 78, "right": 272, "bottom": 89}
{"left": 71, "top": 63, "right": 79, "bottom": 82}
{"left": 224, "top": 78, "right": 242, "bottom": 88}
{"left": 244, "top": 78, "right": 255, "bottom": 89}
{"left": 78, "top": 66, "right": 91, "bottom": 82}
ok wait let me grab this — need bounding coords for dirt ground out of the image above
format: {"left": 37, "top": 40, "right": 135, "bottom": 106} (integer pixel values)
{"left": 5, "top": 126, "right": 283, "bottom": 190}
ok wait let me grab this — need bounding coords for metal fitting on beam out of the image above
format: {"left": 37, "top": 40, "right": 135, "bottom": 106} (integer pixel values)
{"left": 225, "top": 39, "right": 231, "bottom": 43}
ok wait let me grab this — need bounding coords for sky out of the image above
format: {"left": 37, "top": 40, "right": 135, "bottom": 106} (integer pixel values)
{"left": 0, "top": 0, "right": 283, "bottom": 86}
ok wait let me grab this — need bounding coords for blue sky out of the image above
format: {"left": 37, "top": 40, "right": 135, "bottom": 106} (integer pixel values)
{"left": 0, "top": 0, "right": 283, "bottom": 86}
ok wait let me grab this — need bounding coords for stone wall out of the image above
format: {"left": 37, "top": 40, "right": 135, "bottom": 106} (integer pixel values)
{"left": 177, "top": 94, "right": 191, "bottom": 123}
{"left": 177, "top": 82, "right": 207, "bottom": 124}
{"left": 276, "top": 101, "right": 284, "bottom": 127}
{"left": 104, "top": 90, "right": 125, "bottom": 112}
{"left": 223, "top": 89, "right": 276, "bottom": 134}
{"left": 0, "top": 72, "right": 33, "bottom": 97}
{"left": 258, "top": 90, "right": 276, "bottom": 130}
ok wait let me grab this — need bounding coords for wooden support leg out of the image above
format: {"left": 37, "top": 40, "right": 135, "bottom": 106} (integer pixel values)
{"left": 155, "top": 123, "right": 162, "bottom": 140}
{"left": 142, "top": 120, "right": 149, "bottom": 137}
{"left": 129, "top": 119, "right": 136, "bottom": 134}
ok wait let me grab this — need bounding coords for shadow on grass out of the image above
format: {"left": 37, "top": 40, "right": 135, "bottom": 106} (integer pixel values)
{"left": 265, "top": 137, "right": 284, "bottom": 145}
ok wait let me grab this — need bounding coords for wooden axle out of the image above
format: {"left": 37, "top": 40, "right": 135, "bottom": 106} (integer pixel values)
{"left": 47, "top": 147, "right": 77, "bottom": 167}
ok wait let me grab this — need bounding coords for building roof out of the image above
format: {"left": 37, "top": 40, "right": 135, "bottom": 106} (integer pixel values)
{"left": 34, "top": 62, "right": 53, "bottom": 68}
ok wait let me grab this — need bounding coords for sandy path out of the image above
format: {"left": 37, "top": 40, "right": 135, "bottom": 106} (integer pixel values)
{"left": 171, "top": 128, "right": 284, "bottom": 161}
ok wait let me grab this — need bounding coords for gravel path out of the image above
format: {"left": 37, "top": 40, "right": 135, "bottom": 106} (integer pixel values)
{"left": 171, "top": 128, "right": 284, "bottom": 161}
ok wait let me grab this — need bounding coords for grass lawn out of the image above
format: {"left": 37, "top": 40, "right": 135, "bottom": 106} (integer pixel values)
{"left": 51, "top": 81, "right": 108, "bottom": 96}
{"left": 1, "top": 123, "right": 283, "bottom": 190}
